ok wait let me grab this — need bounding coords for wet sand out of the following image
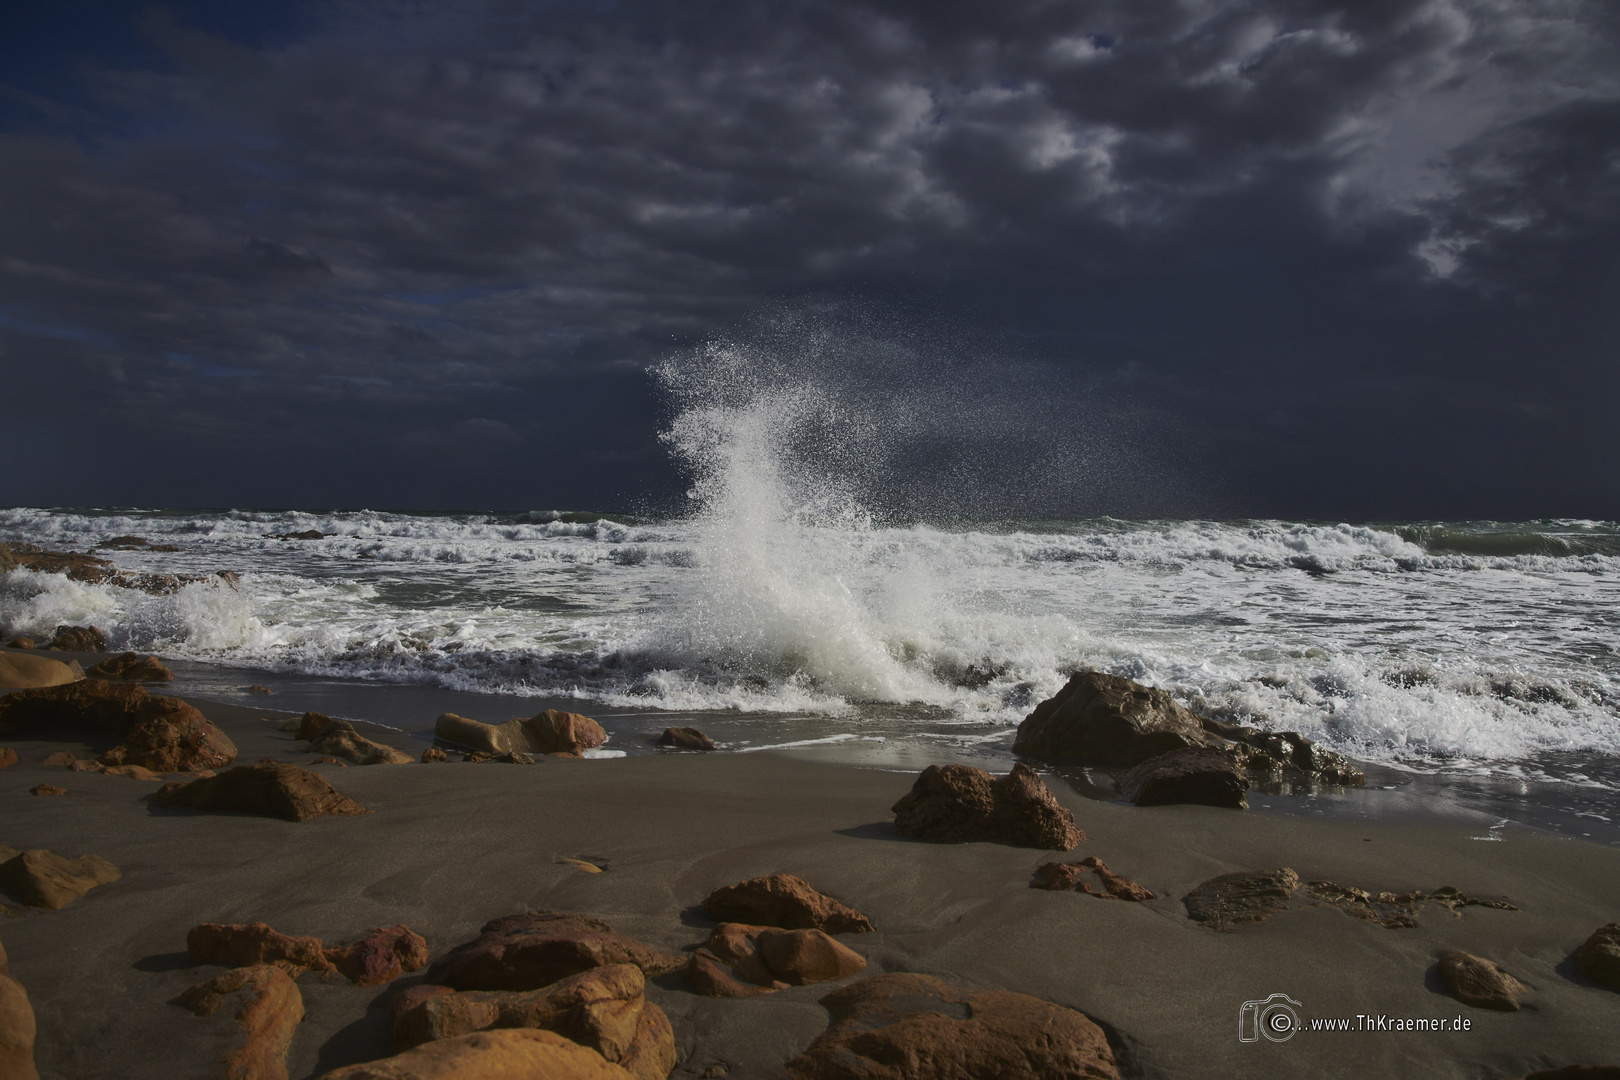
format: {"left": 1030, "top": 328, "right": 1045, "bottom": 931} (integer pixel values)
{"left": 2, "top": 681, "right": 1620, "bottom": 1078}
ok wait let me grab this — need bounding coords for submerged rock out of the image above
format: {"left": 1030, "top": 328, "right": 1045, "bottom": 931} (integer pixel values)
{"left": 1014, "top": 670, "right": 1214, "bottom": 766}
{"left": 655, "top": 726, "right": 717, "bottom": 752}
{"left": 705, "top": 874, "right": 875, "bottom": 933}
{"left": 1119, "top": 746, "right": 1249, "bottom": 808}
{"left": 890, "top": 763, "right": 1085, "bottom": 850}
{"left": 173, "top": 964, "right": 304, "bottom": 1080}
{"left": 157, "top": 762, "right": 369, "bottom": 822}
{"left": 1437, "top": 950, "right": 1525, "bottom": 1010}
{"left": 47, "top": 625, "right": 107, "bottom": 652}
{"left": 424, "top": 912, "right": 684, "bottom": 993}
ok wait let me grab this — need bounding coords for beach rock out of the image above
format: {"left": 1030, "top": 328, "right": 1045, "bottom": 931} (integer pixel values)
{"left": 0, "top": 681, "right": 228, "bottom": 762}
{"left": 754, "top": 928, "right": 867, "bottom": 985}
{"left": 435, "top": 712, "right": 511, "bottom": 755}
{"left": 1202, "top": 718, "right": 1366, "bottom": 786}
{"left": 306, "top": 720, "right": 415, "bottom": 765}
{"left": 29, "top": 784, "right": 66, "bottom": 796}
{"left": 325, "top": 925, "right": 429, "bottom": 986}
{"left": 312, "top": 756, "right": 348, "bottom": 767}
{"left": 0, "top": 748, "right": 14, "bottom": 769}
{"left": 174, "top": 963, "right": 304, "bottom": 1080}
{"left": 0, "top": 848, "right": 121, "bottom": 909}
{"left": 69, "top": 758, "right": 105, "bottom": 773}
{"left": 684, "top": 950, "right": 780, "bottom": 998}
{"left": 1079, "top": 856, "right": 1155, "bottom": 900}
{"left": 1014, "top": 670, "right": 1215, "bottom": 766}
{"left": 10, "top": 547, "right": 118, "bottom": 584}
{"left": 1184, "top": 868, "right": 1301, "bottom": 930}
{"left": 188, "top": 922, "right": 337, "bottom": 977}
{"left": 157, "top": 762, "right": 370, "bottom": 822}
{"left": 420, "top": 747, "right": 448, "bottom": 763}
{"left": 95, "top": 536, "right": 150, "bottom": 549}
{"left": 48, "top": 624, "right": 107, "bottom": 651}
{"left": 249, "top": 685, "right": 274, "bottom": 695}
{"left": 102, "top": 763, "right": 164, "bottom": 780}
{"left": 0, "top": 543, "right": 16, "bottom": 573}
{"left": 85, "top": 652, "right": 174, "bottom": 682}
{"left": 0, "top": 653, "right": 82, "bottom": 689}
{"left": 1437, "top": 950, "right": 1525, "bottom": 1010}
{"left": 316, "top": 1029, "right": 638, "bottom": 1080}
{"left": 99, "top": 697, "right": 239, "bottom": 772}
{"left": 295, "top": 711, "right": 338, "bottom": 740}
{"left": 1033, "top": 857, "right": 1154, "bottom": 900}
{"left": 1119, "top": 746, "right": 1249, "bottom": 808}
{"left": 516, "top": 710, "right": 607, "bottom": 755}
{"left": 706, "top": 874, "right": 875, "bottom": 933}
{"left": 784, "top": 972, "right": 1119, "bottom": 1080}
{"left": 656, "top": 726, "right": 717, "bottom": 752}
{"left": 890, "top": 763, "right": 1085, "bottom": 850}
{"left": 424, "top": 912, "right": 684, "bottom": 992}
{"left": 41, "top": 751, "right": 76, "bottom": 766}
{"left": 6, "top": 638, "right": 34, "bottom": 649}
{"left": 0, "top": 938, "right": 40, "bottom": 1080}
{"left": 272, "top": 530, "right": 326, "bottom": 541}
{"left": 1571, "top": 923, "right": 1620, "bottom": 991}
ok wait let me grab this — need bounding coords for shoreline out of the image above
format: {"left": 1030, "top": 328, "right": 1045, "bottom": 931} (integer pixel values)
{"left": 2, "top": 672, "right": 1619, "bottom": 1076}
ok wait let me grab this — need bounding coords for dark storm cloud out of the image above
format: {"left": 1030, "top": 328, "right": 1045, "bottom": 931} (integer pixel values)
{"left": 0, "top": 0, "right": 1616, "bottom": 513}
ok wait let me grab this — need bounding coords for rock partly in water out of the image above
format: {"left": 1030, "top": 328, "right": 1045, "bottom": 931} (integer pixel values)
{"left": 316, "top": 1029, "right": 637, "bottom": 1080}
{"left": 306, "top": 720, "right": 415, "bottom": 765}
{"left": 47, "top": 625, "right": 107, "bottom": 652}
{"left": 1202, "top": 717, "right": 1366, "bottom": 787}
{"left": 0, "top": 938, "right": 40, "bottom": 1080}
{"left": 1013, "top": 670, "right": 1215, "bottom": 766}
{"left": 0, "top": 848, "right": 121, "bottom": 909}
{"left": 784, "top": 972, "right": 1119, "bottom": 1080}
{"left": 434, "top": 713, "right": 512, "bottom": 755}
{"left": 705, "top": 874, "right": 875, "bottom": 933}
{"left": 325, "top": 926, "right": 429, "bottom": 987}
{"left": 518, "top": 710, "right": 608, "bottom": 755}
{"left": 188, "top": 922, "right": 338, "bottom": 977}
{"left": 157, "top": 762, "right": 370, "bottom": 822}
{"left": 1572, "top": 924, "right": 1620, "bottom": 992}
{"left": 1183, "top": 869, "right": 1301, "bottom": 931}
{"left": 174, "top": 964, "right": 304, "bottom": 1080}
{"left": 1119, "top": 746, "right": 1250, "bottom": 809}
{"left": 424, "top": 912, "right": 685, "bottom": 993}
{"left": 1437, "top": 951, "right": 1525, "bottom": 1010}
{"left": 655, "top": 727, "right": 717, "bottom": 752}
{"left": 890, "top": 763, "right": 1085, "bottom": 850}
{"left": 84, "top": 652, "right": 174, "bottom": 682}
{"left": 0, "top": 653, "right": 82, "bottom": 690}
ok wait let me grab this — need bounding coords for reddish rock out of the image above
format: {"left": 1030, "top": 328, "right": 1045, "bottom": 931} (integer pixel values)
{"left": 311, "top": 756, "right": 347, "bottom": 766}
{"left": 306, "top": 720, "right": 414, "bottom": 765}
{"left": 0, "top": 748, "right": 15, "bottom": 770}
{"left": 1119, "top": 746, "right": 1249, "bottom": 809}
{"left": 29, "top": 785, "right": 66, "bottom": 796}
{"left": 434, "top": 712, "right": 509, "bottom": 754}
{"left": 1078, "top": 856, "right": 1155, "bottom": 901}
{"left": 1437, "top": 950, "right": 1525, "bottom": 1010}
{"left": 420, "top": 747, "right": 448, "bottom": 763}
{"left": 6, "top": 638, "right": 35, "bottom": 650}
{"left": 157, "top": 762, "right": 370, "bottom": 822}
{"left": 12, "top": 547, "right": 117, "bottom": 584}
{"left": 85, "top": 652, "right": 174, "bottom": 681}
{"left": 1572, "top": 923, "right": 1620, "bottom": 992}
{"left": 0, "top": 849, "right": 121, "bottom": 909}
{"left": 656, "top": 727, "right": 717, "bottom": 751}
{"left": 0, "top": 680, "right": 238, "bottom": 776}
{"left": 683, "top": 950, "right": 779, "bottom": 998}
{"left": 515, "top": 710, "right": 608, "bottom": 755}
{"left": 187, "top": 922, "right": 337, "bottom": 977}
{"left": 0, "top": 938, "right": 40, "bottom": 1080}
{"left": 687, "top": 923, "right": 863, "bottom": 993}
{"left": 47, "top": 625, "right": 107, "bottom": 651}
{"left": 0, "top": 653, "right": 81, "bottom": 689}
{"left": 174, "top": 963, "right": 304, "bottom": 1080}
{"left": 784, "top": 972, "right": 1119, "bottom": 1080}
{"left": 101, "top": 764, "right": 164, "bottom": 780}
{"left": 423, "top": 912, "right": 684, "bottom": 992}
{"left": 99, "top": 696, "right": 239, "bottom": 772}
{"left": 295, "top": 711, "right": 338, "bottom": 740}
{"left": 706, "top": 874, "right": 875, "bottom": 933}
{"left": 1183, "top": 868, "right": 1301, "bottom": 931}
{"left": 754, "top": 928, "right": 867, "bottom": 985}
{"left": 325, "top": 926, "right": 429, "bottom": 987}
{"left": 1013, "top": 670, "right": 1215, "bottom": 766}
{"left": 1032, "top": 857, "right": 1154, "bottom": 900}
{"left": 68, "top": 758, "right": 105, "bottom": 773}
{"left": 40, "top": 751, "right": 75, "bottom": 766}
{"left": 316, "top": 1029, "right": 637, "bottom": 1080}
{"left": 891, "top": 763, "right": 1085, "bottom": 850}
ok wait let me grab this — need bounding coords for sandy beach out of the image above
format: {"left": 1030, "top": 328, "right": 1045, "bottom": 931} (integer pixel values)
{"left": 3, "top": 654, "right": 1619, "bottom": 1079}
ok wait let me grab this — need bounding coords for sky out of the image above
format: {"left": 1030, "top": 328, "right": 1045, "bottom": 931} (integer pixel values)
{"left": 1, "top": 0, "right": 1617, "bottom": 518}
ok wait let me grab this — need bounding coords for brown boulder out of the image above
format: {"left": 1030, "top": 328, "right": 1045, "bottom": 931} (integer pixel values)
{"left": 655, "top": 727, "right": 717, "bottom": 752}
{"left": 5, "top": 638, "right": 34, "bottom": 650}
{"left": 174, "top": 964, "right": 304, "bottom": 1080}
{"left": 784, "top": 972, "right": 1119, "bottom": 1080}
{"left": 683, "top": 950, "right": 779, "bottom": 998}
{"left": 306, "top": 720, "right": 415, "bottom": 765}
{"left": 295, "top": 711, "right": 338, "bottom": 740}
{"left": 1572, "top": 923, "right": 1620, "bottom": 991}
{"left": 98, "top": 696, "right": 239, "bottom": 772}
{"left": 157, "top": 762, "right": 370, "bottom": 822}
{"left": 434, "top": 713, "right": 511, "bottom": 755}
{"left": 85, "top": 652, "right": 174, "bottom": 681}
{"left": 0, "top": 748, "right": 14, "bottom": 769}
{"left": 0, "top": 938, "right": 40, "bottom": 1080}
{"left": 1119, "top": 746, "right": 1249, "bottom": 808}
{"left": 102, "top": 764, "right": 164, "bottom": 780}
{"left": 188, "top": 922, "right": 337, "bottom": 977}
{"left": 315, "top": 1029, "right": 637, "bottom": 1080}
{"left": 48, "top": 624, "right": 107, "bottom": 651}
{"left": 0, "top": 653, "right": 82, "bottom": 690}
{"left": 29, "top": 785, "right": 66, "bottom": 796}
{"left": 706, "top": 874, "right": 875, "bottom": 933}
{"left": 754, "top": 927, "right": 866, "bottom": 985}
{"left": 686, "top": 923, "right": 864, "bottom": 993}
{"left": 1079, "top": 857, "right": 1155, "bottom": 901}
{"left": 326, "top": 926, "right": 429, "bottom": 987}
{"left": 1205, "top": 719, "right": 1365, "bottom": 786}
{"left": 424, "top": 912, "right": 684, "bottom": 992}
{"left": 890, "top": 763, "right": 1085, "bottom": 850}
{"left": 1437, "top": 950, "right": 1525, "bottom": 1010}
{"left": 1013, "top": 670, "right": 1214, "bottom": 766}
{"left": 0, "top": 680, "right": 236, "bottom": 772}
{"left": 517, "top": 710, "right": 607, "bottom": 755}
{"left": 0, "top": 543, "right": 15, "bottom": 572}
{"left": 0, "top": 849, "right": 121, "bottom": 909}
{"left": 421, "top": 747, "right": 448, "bottom": 763}
{"left": 1183, "top": 868, "right": 1301, "bottom": 931}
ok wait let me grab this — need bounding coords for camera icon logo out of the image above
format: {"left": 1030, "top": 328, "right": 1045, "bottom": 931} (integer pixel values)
{"left": 1238, "top": 993, "right": 1301, "bottom": 1042}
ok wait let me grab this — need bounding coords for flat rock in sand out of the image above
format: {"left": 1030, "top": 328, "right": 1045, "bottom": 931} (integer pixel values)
{"left": 1032, "top": 857, "right": 1154, "bottom": 900}
{"left": 424, "top": 913, "right": 684, "bottom": 993}
{"left": 173, "top": 964, "right": 304, "bottom": 1080}
{"left": 705, "top": 874, "right": 875, "bottom": 933}
{"left": 1183, "top": 868, "right": 1301, "bottom": 931}
{"left": 157, "top": 762, "right": 370, "bottom": 822}
{"left": 188, "top": 922, "right": 337, "bottom": 977}
{"left": 0, "top": 848, "right": 122, "bottom": 910}
{"left": 306, "top": 720, "right": 415, "bottom": 765}
{"left": 316, "top": 1028, "right": 637, "bottom": 1080}
{"left": 1437, "top": 950, "right": 1525, "bottom": 1010}
{"left": 890, "top": 763, "right": 1085, "bottom": 850}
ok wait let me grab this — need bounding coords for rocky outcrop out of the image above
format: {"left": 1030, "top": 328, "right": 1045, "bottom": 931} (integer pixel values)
{"left": 0, "top": 543, "right": 17, "bottom": 573}
{"left": 424, "top": 913, "right": 684, "bottom": 993}
{"left": 316, "top": 1029, "right": 638, "bottom": 1080}
{"left": 685, "top": 923, "right": 865, "bottom": 996}
{"left": 435, "top": 713, "right": 512, "bottom": 755}
{"left": 655, "top": 727, "right": 716, "bottom": 751}
{"left": 683, "top": 950, "right": 778, "bottom": 998}
{"left": 784, "top": 972, "right": 1119, "bottom": 1080}
{"left": 705, "top": 874, "right": 874, "bottom": 933}
{"left": 188, "top": 922, "right": 337, "bottom": 977}
{"left": 1183, "top": 869, "right": 1301, "bottom": 930}
{"left": 890, "top": 763, "right": 1085, "bottom": 850}
{"left": 157, "top": 763, "right": 370, "bottom": 822}
{"left": 1033, "top": 856, "right": 1154, "bottom": 900}
{"left": 1437, "top": 951, "right": 1525, "bottom": 1010}
{"left": 435, "top": 710, "right": 607, "bottom": 757}
{"left": 0, "top": 938, "right": 39, "bottom": 1080}
{"left": 85, "top": 652, "right": 174, "bottom": 681}
{"left": 174, "top": 964, "right": 304, "bottom": 1080}
{"left": 0, "top": 848, "right": 121, "bottom": 909}
{"left": 325, "top": 926, "right": 429, "bottom": 986}
{"left": 306, "top": 720, "right": 415, "bottom": 765}
{"left": 0, "top": 681, "right": 238, "bottom": 774}
{"left": 48, "top": 625, "right": 107, "bottom": 651}
{"left": 1013, "top": 670, "right": 1214, "bottom": 766}
{"left": 1572, "top": 924, "right": 1620, "bottom": 991}
{"left": 6, "top": 545, "right": 226, "bottom": 595}
{"left": 0, "top": 653, "right": 82, "bottom": 689}
{"left": 294, "top": 711, "right": 337, "bottom": 740}
{"left": 1119, "top": 746, "right": 1249, "bottom": 808}
{"left": 1201, "top": 717, "right": 1365, "bottom": 786}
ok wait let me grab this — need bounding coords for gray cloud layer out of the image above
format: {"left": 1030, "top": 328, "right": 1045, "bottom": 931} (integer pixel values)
{"left": 2, "top": 0, "right": 1616, "bottom": 514}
